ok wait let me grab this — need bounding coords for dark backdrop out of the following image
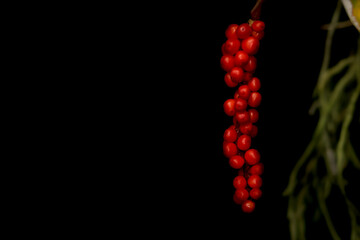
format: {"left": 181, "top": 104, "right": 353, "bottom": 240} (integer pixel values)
{"left": 118, "top": 0, "right": 360, "bottom": 238}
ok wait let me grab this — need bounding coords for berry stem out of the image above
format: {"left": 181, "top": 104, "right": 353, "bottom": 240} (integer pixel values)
{"left": 250, "top": 0, "right": 265, "bottom": 20}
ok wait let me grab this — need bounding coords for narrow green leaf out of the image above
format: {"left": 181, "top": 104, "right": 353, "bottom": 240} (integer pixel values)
{"left": 317, "top": 186, "right": 341, "bottom": 240}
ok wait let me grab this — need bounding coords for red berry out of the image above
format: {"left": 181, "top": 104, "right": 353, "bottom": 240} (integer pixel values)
{"left": 236, "top": 23, "right": 252, "bottom": 39}
{"left": 229, "top": 155, "right": 245, "bottom": 169}
{"left": 239, "top": 122, "right": 253, "bottom": 135}
{"left": 249, "top": 125, "right": 258, "bottom": 137}
{"left": 223, "top": 99, "right": 236, "bottom": 116}
{"left": 237, "top": 85, "right": 251, "bottom": 100}
{"left": 223, "top": 142, "right": 237, "bottom": 158}
{"left": 252, "top": 30, "right": 264, "bottom": 40}
{"left": 235, "top": 188, "right": 249, "bottom": 201}
{"left": 220, "top": 55, "right": 235, "bottom": 72}
{"left": 248, "top": 175, "right": 263, "bottom": 188}
{"left": 235, "top": 98, "right": 247, "bottom": 112}
{"left": 242, "top": 200, "right": 255, "bottom": 213}
{"left": 248, "top": 92, "right": 262, "bottom": 107}
{"left": 244, "top": 149, "right": 260, "bottom": 165}
{"left": 248, "top": 77, "right": 261, "bottom": 92}
{"left": 234, "top": 91, "right": 240, "bottom": 99}
{"left": 234, "top": 50, "right": 249, "bottom": 67}
{"left": 230, "top": 67, "right": 244, "bottom": 83}
{"left": 243, "top": 72, "right": 253, "bottom": 82}
{"left": 248, "top": 163, "right": 264, "bottom": 175}
{"left": 224, "top": 39, "right": 241, "bottom": 55}
{"left": 221, "top": 43, "right": 230, "bottom": 56}
{"left": 228, "top": 125, "right": 236, "bottom": 130}
{"left": 252, "top": 20, "right": 265, "bottom": 32}
{"left": 223, "top": 127, "right": 237, "bottom": 142}
{"left": 233, "top": 193, "right": 244, "bottom": 205}
{"left": 224, "top": 73, "right": 238, "bottom": 88}
{"left": 250, "top": 188, "right": 262, "bottom": 200}
{"left": 241, "top": 36, "right": 260, "bottom": 55}
{"left": 237, "top": 134, "right": 251, "bottom": 151}
{"left": 233, "top": 175, "right": 247, "bottom": 189}
{"left": 235, "top": 111, "right": 250, "bottom": 124}
{"left": 243, "top": 56, "right": 257, "bottom": 72}
{"left": 248, "top": 109, "right": 259, "bottom": 123}
{"left": 225, "top": 24, "right": 239, "bottom": 39}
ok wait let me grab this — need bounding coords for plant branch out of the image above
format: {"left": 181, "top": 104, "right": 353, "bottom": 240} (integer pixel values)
{"left": 250, "top": 0, "right": 265, "bottom": 20}
{"left": 314, "top": 0, "right": 343, "bottom": 98}
{"left": 321, "top": 20, "right": 354, "bottom": 30}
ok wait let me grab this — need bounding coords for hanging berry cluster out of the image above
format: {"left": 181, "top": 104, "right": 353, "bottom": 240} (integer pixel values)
{"left": 221, "top": 20, "right": 265, "bottom": 213}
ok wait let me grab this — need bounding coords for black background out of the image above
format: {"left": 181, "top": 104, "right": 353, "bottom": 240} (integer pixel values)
{"left": 112, "top": 0, "right": 360, "bottom": 238}
{"left": 14, "top": 0, "right": 359, "bottom": 238}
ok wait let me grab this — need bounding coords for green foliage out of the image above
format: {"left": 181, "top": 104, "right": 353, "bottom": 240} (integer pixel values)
{"left": 283, "top": 1, "right": 360, "bottom": 239}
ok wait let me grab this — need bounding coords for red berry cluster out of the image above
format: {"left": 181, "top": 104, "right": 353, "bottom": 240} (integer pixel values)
{"left": 221, "top": 20, "right": 265, "bottom": 213}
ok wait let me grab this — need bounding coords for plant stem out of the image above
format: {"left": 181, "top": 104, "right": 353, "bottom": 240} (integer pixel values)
{"left": 317, "top": 186, "right": 341, "bottom": 240}
{"left": 314, "top": 0, "right": 342, "bottom": 98}
{"left": 250, "top": 0, "right": 264, "bottom": 20}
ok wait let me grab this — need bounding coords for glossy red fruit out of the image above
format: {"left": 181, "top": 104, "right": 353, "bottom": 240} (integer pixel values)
{"left": 235, "top": 98, "right": 247, "bottom": 112}
{"left": 242, "top": 200, "right": 255, "bottom": 213}
{"left": 221, "top": 43, "right": 230, "bottom": 56}
{"left": 229, "top": 155, "right": 245, "bottom": 169}
{"left": 225, "top": 24, "right": 239, "bottom": 39}
{"left": 252, "top": 20, "right": 265, "bottom": 32}
{"left": 233, "top": 193, "right": 244, "bottom": 205}
{"left": 249, "top": 125, "right": 258, "bottom": 137}
{"left": 223, "top": 142, "right": 237, "bottom": 158}
{"left": 248, "top": 77, "right": 261, "bottom": 92}
{"left": 236, "top": 23, "right": 252, "bottom": 39}
{"left": 224, "top": 99, "right": 236, "bottom": 116}
{"left": 250, "top": 188, "right": 262, "bottom": 200}
{"left": 248, "top": 163, "right": 264, "bottom": 175}
{"left": 230, "top": 67, "right": 244, "bottom": 83}
{"left": 234, "top": 50, "right": 249, "bottom": 67}
{"left": 241, "top": 36, "right": 260, "bottom": 55}
{"left": 244, "top": 149, "right": 260, "bottom": 165}
{"left": 235, "top": 188, "right": 249, "bottom": 201}
{"left": 237, "top": 134, "right": 251, "bottom": 151}
{"left": 235, "top": 111, "right": 250, "bottom": 124}
{"left": 228, "top": 125, "right": 236, "bottom": 130}
{"left": 223, "top": 127, "right": 237, "bottom": 142}
{"left": 248, "top": 109, "right": 259, "bottom": 123}
{"left": 224, "top": 73, "right": 238, "bottom": 87}
{"left": 243, "top": 56, "right": 257, "bottom": 72}
{"left": 248, "top": 175, "right": 263, "bottom": 188}
{"left": 239, "top": 122, "right": 253, "bottom": 135}
{"left": 252, "top": 30, "right": 264, "bottom": 40}
{"left": 220, "top": 55, "right": 235, "bottom": 72}
{"left": 233, "top": 175, "right": 247, "bottom": 189}
{"left": 248, "top": 92, "right": 262, "bottom": 107}
{"left": 224, "top": 38, "right": 241, "bottom": 55}
{"left": 237, "top": 85, "right": 251, "bottom": 100}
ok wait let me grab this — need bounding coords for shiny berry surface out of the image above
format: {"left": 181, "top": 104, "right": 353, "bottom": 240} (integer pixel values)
{"left": 221, "top": 21, "right": 265, "bottom": 212}
{"left": 229, "top": 155, "right": 245, "bottom": 169}
{"left": 236, "top": 23, "right": 252, "bottom": 39}
{"left": 233, "top": 175, "right": 247, "bottom": 188}
{"left": 242, "top": 200, "right": 255, "bottom": 213}
{"left": 244, "top": 149, "right": 261, "bottom": 165}
{"left": 241, "top": 36, "right": 259, "bottom": 55}
{"left": 237, "top": 134, "right": 251, "bottom": 151}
